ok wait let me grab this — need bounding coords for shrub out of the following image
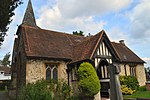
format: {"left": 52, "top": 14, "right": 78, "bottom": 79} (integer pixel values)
{"left": 121, "top": 85, "right": 135, "bottom": 95}
{"left": 18, "top": 79, "right": 71, "bottom": 100}
{"left": 120, "top": 76, "right": 139, "bottom": 91}
{"left": 0, "top": 80, "right": 11, "bottom": 90}
{"left": 120, "top": 76, "right": 139, "bottom": 95}
{"left": 78, "top": 62, "right": 100, "bottom": 97}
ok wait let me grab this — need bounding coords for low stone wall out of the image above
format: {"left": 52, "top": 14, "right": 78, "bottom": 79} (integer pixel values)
{"left": 146, "top": 81, "right": 150, "bottom": 91}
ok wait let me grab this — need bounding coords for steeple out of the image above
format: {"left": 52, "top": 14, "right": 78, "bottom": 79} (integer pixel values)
{"left": 22, "top": 0, "right": 37, "bottom": 27}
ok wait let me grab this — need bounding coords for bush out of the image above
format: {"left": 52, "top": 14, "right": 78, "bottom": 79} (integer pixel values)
{"left": 120, "top": 76, "right": 139, "bottom": 95}
{"left": 78, "top": 62, "right": 100, "bottom": 97}
{"left": 18, "top": 79, "right": 72, "bottom": 100}
{"left": 120, "top": 76, "right": 139, "bottom": 90}
{"left": 0, "top": 80, "right": 11, "bottom": 90}
{"left": 121, "top": 85, "right": 135, "bottom": 95}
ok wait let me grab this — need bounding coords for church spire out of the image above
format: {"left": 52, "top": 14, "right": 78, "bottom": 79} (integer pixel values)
{"left": 22, "top": 0, "right": 37, "bottom": 27}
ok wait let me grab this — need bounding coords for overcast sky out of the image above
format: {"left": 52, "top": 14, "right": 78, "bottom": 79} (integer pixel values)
{"left": 0, "top": 0, "right": 150, "bottom": 67}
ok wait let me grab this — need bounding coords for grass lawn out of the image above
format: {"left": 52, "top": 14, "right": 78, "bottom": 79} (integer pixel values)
{"left": 124, "top": 86, "right": 150, "bottom": 99}
{"left": 124, "top": 91, "right": 150, "bottom": 98}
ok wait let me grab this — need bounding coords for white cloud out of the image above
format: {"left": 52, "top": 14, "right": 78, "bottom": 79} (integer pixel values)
{"left": 37, "top": 5, "right": 106, "bottom": 34}
{"left": 57, "top": 0, "right": 132, "bottom": 18}
{"left": 128, "top": 0, "right": 150, "bottom": 40}
{"left": 143, "top": 57, "right": 150, "bottom": 61}
{"left": 37, "top": 0, "right": 131, "bottom": 35}
{"left": 143, "top": 57, "right": 150, "bottom": 68}
{"left": 106, "top": 27, "right": 129, "bottom": 44}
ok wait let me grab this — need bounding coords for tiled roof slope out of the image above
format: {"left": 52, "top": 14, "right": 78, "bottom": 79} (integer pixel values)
{"left": 20, "top": 25, "right": 144, "bottom": 64}
{"left": 111, "top": 42, "right": 145, "bottom": 63}
{"left": 73, "top": 32, "right": 103, "bottom": 62}
{"left": 21, "top": 25, "right": 87, "bottom": 61}
{"left": 0, "top": 66, "right": 11, "bottom": 75}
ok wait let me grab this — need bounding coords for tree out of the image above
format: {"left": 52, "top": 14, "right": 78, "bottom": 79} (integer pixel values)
{"left": 73, "top": 30, "right": 84, "bottom": 36}
{"left": 0, "top": 0, "right": 23, "bottom": 46}
{"left": 78, "top": 62, "right": 100, "bottom": 98}
{"left": 0, "top": 52, "right": 11, "bottom": 66}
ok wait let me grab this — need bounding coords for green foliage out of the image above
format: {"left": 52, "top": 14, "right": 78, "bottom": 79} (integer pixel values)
{"left": 0, "top": 80, "right": 11, "bottom": 90}
{"left": 121, "top": 85, "right": 135, "bottom": 95}
{"left": 0, "top": 52, "right": 11, "bottom": 66}
{"left": 72, "top": 31, "right": 84, "bottom": 36}
{"left": 123, "top": 86, "right": 150, "bottom": 99}
{"left": 18, "top": 80, "right": 72, "bottom": 100}
{"left": 138, "top": 85, "right": 146, "bottom": 91}
{"left": 120, "top": 76, "right": 139, "bottom": 90}
{"left": 0, "top": 0, "right": 23, "bottom": 46}
{"left": 78, "top": 62, "right": 100, "bottom": 97}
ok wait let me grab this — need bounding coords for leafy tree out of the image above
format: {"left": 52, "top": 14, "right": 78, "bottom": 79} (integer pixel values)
{"left": 0, "top": 52, "right": 11, "bottom": 66}
{"left": 78, "top": 62, "right": 100, "bottom": 97}
{"left": 0, "top": 0, "right": 23, "bottom": 46}
{"left": 73, "top": 30, "right": 84, "bottom": 36}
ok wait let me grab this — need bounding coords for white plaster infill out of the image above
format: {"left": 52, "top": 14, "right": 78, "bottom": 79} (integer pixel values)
{"left": 0, "top": 74, "right": 11, "bottom": 80}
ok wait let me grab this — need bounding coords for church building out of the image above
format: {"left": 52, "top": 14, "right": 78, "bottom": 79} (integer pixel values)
{"left": 9, "top": 0, "right": 146, "bottom": 99}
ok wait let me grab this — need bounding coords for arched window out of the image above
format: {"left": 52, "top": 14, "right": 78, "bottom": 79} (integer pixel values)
{"left": 46, "top": 66, "right": 51, "bottom": 80}
{"left": 46, "top": 64, "right": 58, "bottom": 81}
{"left": 53, "top": 67, "right": 58, "bottom": 81}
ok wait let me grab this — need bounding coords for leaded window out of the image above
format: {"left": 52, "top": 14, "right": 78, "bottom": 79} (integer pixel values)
{"left": 130, "top": 66, "right": 136, "bottom": 76}
{"left": 46, "top": 64, "right": 58, "bottom": 81}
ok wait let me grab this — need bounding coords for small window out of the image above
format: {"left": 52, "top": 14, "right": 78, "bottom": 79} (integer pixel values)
{"left": 71, "top": 67, "right": 77, "bottom": 81}
{"left": 130, "top": 66, "right": 136, "bottom": 76}
{"left": 46, "top": 64, "right": 58, "bottom": 81}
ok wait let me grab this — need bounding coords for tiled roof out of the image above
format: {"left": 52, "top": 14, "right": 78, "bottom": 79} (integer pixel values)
{"left": 111, "top": 42, "right": 145, "bottom": 63}
{"left": 19, "top": 25, "right": 144, "bottom": 64}
{"left": 73, "top": 31, "right": 103, "bottom": 62}
{"left": 0, "top": 66, "right": 11, "bottom": 75}
{"left": 21, "top": 25, "right": 87, "bottom": 62}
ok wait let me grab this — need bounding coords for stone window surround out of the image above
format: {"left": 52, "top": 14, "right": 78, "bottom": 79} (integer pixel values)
{"left": 45, "top": 64, "right": 58, "bottom": 81}
{"left": 129, "top": 64, "right": 137, "bottom": 77}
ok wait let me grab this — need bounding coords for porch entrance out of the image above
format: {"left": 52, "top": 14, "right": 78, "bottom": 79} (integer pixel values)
{"left": 96, "top": 60, "right": 110, "bottom": 97}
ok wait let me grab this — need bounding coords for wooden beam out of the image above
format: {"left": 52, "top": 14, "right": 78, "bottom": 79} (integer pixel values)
{"left": 95, "top": 55, "right": 112, "bottom": 59}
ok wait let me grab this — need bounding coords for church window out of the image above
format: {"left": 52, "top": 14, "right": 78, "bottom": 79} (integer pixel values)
{"left": 46, "top": 64, "right": 58, "bottom": 81}
{"left": 71, "top": 67, "right": 77, "bottom": 81}
{"left": 130, "top": 66, "right": 136, "bottom": 76}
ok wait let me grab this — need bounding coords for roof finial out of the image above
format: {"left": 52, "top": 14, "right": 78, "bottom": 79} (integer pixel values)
{"left": 22, "top": 0, "right": 37, "bottom": 27}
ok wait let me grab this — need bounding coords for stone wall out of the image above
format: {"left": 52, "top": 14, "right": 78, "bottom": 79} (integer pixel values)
{"left": 136, "top": 64, "right": 146, "bottom": 86}
{"left": 119, "top": 64, "right": 130, "bottom": 76}
{"left": 26, "top": 60, "right": 68, "bottom": 84}
{"left": 119, "top": 63, "right": 146, "bottom": 86}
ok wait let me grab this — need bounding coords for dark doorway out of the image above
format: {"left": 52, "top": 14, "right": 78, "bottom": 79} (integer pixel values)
{"left": 97, "top": 59, "right": 110, "bottom": 97}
